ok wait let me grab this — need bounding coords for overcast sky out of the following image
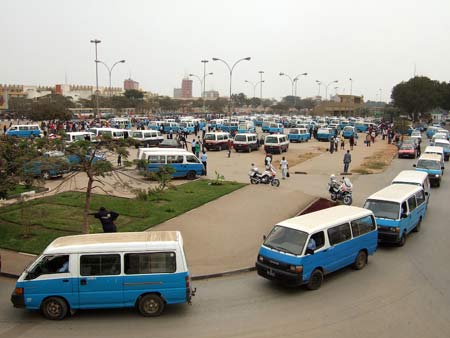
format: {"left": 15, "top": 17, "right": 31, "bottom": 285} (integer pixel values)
{"left": 2, "top": 0, "right": 450, "bottom": 101}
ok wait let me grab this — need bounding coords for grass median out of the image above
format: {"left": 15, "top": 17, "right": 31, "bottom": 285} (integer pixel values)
{"left": 0, "top": 179, "right": 245, "bottom": 254}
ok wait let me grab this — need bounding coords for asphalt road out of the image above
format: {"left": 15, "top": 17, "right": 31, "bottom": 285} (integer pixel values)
{"left": 1, "top": 148, "right": 449, "bottom": 338}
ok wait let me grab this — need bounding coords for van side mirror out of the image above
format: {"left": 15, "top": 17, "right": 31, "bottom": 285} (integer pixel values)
{"left": 401, "top": 213, "right": 408, "bottom": 219}
{"left": 425, "top": 192, "right": 429, "bottom": 196}
{"left": 442, "top": 166, "right": 445, "bottom": 170}
{"left": 413, "top": 164, "right": 416, "bottom": 167}
{"left": 305, "top": 248, "right": 315, "bottom": 255}
{"left": 263, "top": 235, "right": 267, "bottom": 241}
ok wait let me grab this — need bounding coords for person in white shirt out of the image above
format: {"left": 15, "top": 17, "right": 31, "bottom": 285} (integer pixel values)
{"left": 280, "top": 157, "right": 288, "bottom": 179}
{"left": 200, "top": 151, "right": 208, "bottom": 175}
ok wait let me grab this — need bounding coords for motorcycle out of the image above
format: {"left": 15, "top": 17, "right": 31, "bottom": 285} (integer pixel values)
{"left": 249, "top": 164, "right": 280, "bottom": 187}
{"left": 328, "top": 175, "right": 353, "bottom": 205}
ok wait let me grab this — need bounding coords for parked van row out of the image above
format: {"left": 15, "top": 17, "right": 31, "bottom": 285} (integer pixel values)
{"left": 256, "top": 166, "right": 432, "bottom": 289}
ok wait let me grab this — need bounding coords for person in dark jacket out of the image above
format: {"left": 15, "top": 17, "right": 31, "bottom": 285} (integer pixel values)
{"left": 90, "top": 207, "right": 119, "bottom": 233}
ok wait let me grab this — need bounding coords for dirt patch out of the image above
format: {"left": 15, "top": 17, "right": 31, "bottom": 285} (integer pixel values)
{"left": 353, "top": 144, "right": 398, "bottom": 174}
{"left": 272, "top": 146, "right": 325, "bottom": 168}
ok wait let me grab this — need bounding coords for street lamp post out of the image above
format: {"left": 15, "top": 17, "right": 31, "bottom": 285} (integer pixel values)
{"left": 90, "top": 39, "right": 101, "bottom": 117}
{"left": 325, "top": 80, "right": 339, "bottom": 101}
{"left": 96, "top": 59, "right": 126, "bottom": 97}
{"left": 258, "top": 70, "right": 264, "bottom": 101}
{"left": 212, "top": 57, "right": 251, "bottom": 114}
{"left": 245, "top": 80, "right": 265, "bottom": 98}
{"left": 334, "top": 86, "right": 339, "bottom": 95}
{"left": 189, "top": 72, "right": 213, "bottom": 103}
{"left": 316, "top": 80, "right": 322, "bottom": 98}
{"left": 349, "top": 78, "right": 353, "bottom": 95}
{"left": 293, "top": 72, "right": 308, "bottom": 102}
{"left": 201, "top": 60, "right": 209, "bottom": 113}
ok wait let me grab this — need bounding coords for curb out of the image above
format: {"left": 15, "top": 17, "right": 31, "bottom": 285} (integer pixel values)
{"left": 191, "top": 267, "right": 256, "bottom": 281}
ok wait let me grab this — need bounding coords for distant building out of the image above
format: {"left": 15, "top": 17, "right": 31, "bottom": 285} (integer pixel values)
{"left": 313, "top": 94, "right": 364, "bottom": 116}
{"left": 203, "top": 90, "right": 219, "bottom": 100}
{"left": 181, "top": 78, "right": 192, "bottom": 98}
{"left": 124, "top": 78, "right": 139, "bottom": 91}
{"left": 173, "top": 88, "right": 183, "bottom": 99}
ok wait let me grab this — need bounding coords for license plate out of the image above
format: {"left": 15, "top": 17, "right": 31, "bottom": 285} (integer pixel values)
{"left": 267, "top": 269, "right": 275, "bottom": 277}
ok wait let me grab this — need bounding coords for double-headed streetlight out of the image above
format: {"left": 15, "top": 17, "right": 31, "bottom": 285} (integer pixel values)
{"left": 95, "top": 59, "right": 126, "bottom": 97}
{"left": 90, "top": 39, "right": 101, "bottom": 117}
{"left": 189, "top": 72, "right": 213, "bottom": 111}
{"left": 280, "top": 72, "right": 307, "bottom": 108}
{"left": 212, "top": 57, "right": 251, "bottom": 114}
{"left": 315, "top": 80, "right": 322, "bottom": 98}
{"left": 244, "top": 80, "right": 265, "bottom": 98}
{"left": 258, "top": 70, "right": 264, "bottom": 100}
{"left": 293, "top": 72, "right": 308, "bottom": 101}
{"left": 325, "top": 80, "right": 339, "bottom": 101}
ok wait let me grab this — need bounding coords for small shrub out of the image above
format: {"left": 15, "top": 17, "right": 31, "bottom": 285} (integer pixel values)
{"left": 211, "top": 171, "right": 225, "bottom": 185}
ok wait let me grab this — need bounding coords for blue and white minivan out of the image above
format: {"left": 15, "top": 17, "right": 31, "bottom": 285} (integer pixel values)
{"left": 288, "top": 128, "right": 310, "bottom": 142}
{"left": 256, "top": 206, "right": 377, "bottom": 289}
{"left": 143, "top": 149, "right": 204, "bottom": 179}
{"left": 6, "top": 125, "right": 42, "bottom": 138}
{"left": 11, "top": 231, "right": 195, "bottom": 319}
{"left": 342, "top": 126, "right": 356, "bottom": 139}
{"left": 414, "top": 153, "right": 444, "bottom": 187}
{"left": 316, "top": 127, "right": 333, "bottom": 141}
{"left": 364, "top": 184, "right": 427, "bottom": 246}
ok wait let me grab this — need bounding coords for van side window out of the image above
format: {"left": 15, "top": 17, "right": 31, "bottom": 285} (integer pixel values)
{"left": 415, "top": 190, "right": 425, "bottom": 205}
{"left": 407, "top": 196, "right": 417, "bottom": 211}
{"left": 124, "top": 252, "right": 176, "bottom": 274}
{"left": 25, "top": 255, "right": 70, "bottom": 280}
{"left": 80, "top": 254, "right": 121, "bottom": 276}
{"left": 310, "top": 232, "right": 325, "bottom": 250}
{"left": 148, "top": 155, "right": 165, "bottom": 164}
{"left": 401, "top": 201, "right": 408, "bottom": 215}
{"left": 327, "top": 223, "right": 352, "bottom": 245}
{"left": 19, "top": 126, "right": 28, "bottom": 130}
{"left": 217, "top": 135, "right": 224, "bottom": 141}
{"left": 186, "top": 155, "right": 200, "bottom": 163}
{"left": 351, "top": 215, "right": 376, "bottom": 237}
{"left": 167, "top": 155, "right": 183, "bottom": 164}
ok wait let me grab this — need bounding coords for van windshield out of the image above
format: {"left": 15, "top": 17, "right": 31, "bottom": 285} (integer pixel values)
{"left": 264, "top": 226, "right": 308, "bottom": 256}
{"left": 204, "top": 134, "right": 216, "bottom": 140}
{"left": 234, "top": 135, "right": 247, "bottom": 142}
{"left": 364, "top": 200, "right": 400, "bottom": 220}
{"left": 417, "top": 159, "right": 441, "bottom": 170}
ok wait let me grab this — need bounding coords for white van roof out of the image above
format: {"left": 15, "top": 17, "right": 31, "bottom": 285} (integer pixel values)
{"left": 418, "top": 153, "right": 442, "bottom": 161}
{"left": 392, "top": 170, "right": 428, "bottom": 185}
{"left": 433, "top": 139, "right": 449, "bottom": 145}
{"left": 424, "top": 146, "right": 444, "bottom": 154}
{"left": 277, "top": 206, "right": 373, "bottom": 234}
{"left": 366, "top": 184, "right": 423, "bottom": 204}
{"left": 44, "top": 231, "right": 181, "bottom": 255}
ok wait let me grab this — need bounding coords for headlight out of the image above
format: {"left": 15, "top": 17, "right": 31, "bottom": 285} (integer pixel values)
{"left": 435, "top": 175, "right": 440, "bottom": 178}
{"left": 290, "top": 265, "right": 303, "bottom": 273}
{"left": 258, "top": 255, "right": 264, "bottom": 262}
{"left": 391, "top": 227, "right": 400, "bottom": 233}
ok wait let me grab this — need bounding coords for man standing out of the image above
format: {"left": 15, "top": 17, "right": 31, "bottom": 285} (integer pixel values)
{"left": 280, "top": 156, "right": 288, "bottom": 179}
{"left": 343, "top": 150, "right": 352, "bottom": 174}
{"left": 200, "top": 150, "right": 208, "bottom": 175}
{"left": 191, "top": 138, "right": 196, "bottom": 154}
{"left": 349, "top": 135, "right": 354, "bottom": 150}
{"left": 90, "top": 207, "right": 119, "bottom": 233}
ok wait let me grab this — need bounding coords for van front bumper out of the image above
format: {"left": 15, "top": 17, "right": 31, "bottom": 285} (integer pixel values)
{"left": 377, "top": 229, "right": 401, "bottom": 244}
{"left": 11, "top": 291, "right": 25, "bottom": 308}
{"left": 256, "top": 261, "right": 302, "bottom": 287}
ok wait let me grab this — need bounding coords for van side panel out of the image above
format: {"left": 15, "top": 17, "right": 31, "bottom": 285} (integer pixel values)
{"left": 123, "top": 272, "right": 189, "bottom": 306}
{"left": 77, "top": 275, "right": 124, "bottom": 309}
{"left": 17, "top": 277, "right": 77, "bottom": 310}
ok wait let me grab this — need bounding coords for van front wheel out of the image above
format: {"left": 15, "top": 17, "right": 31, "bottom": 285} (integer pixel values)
{"left": 398, "top": 232, "right": 406, "bottom": 247}
{"left": 306, "top": 269, "right": 323, "bottom": 290}
{"left": 41, "top": 297, "right": 68, "bottom": 320}
{"left": 138, "top": 294, "right": 165, "bottom": 317}
{"left": 353, "top": 250, "right": 367, "bottom": 270}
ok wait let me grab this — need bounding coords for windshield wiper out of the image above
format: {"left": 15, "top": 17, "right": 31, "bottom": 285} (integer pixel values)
{"left": 273, "top": 245, "right": 297, "bottom": 255}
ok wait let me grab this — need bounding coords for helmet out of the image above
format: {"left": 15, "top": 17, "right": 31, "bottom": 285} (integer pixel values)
{"left": 329, "top": 174, "right": 336, "bottom": 180}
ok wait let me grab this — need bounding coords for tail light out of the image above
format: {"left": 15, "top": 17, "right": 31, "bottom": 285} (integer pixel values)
{"left": 185, "top": 275, "right": 190, "bottom": 288}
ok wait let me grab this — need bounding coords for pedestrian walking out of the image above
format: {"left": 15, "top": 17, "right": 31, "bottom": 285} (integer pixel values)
{"left": 280, "top": 156, "right": 289, "bottom": 179}
{"left": 349, "top": 135, "right": 354, "bottom": 150}
{"left": 191, "top": 139, "right": 196, "bottom": 154}
{"left": 340, "top": 134, "right": 345, "bottom": 150}
{"left": 329, "top": 137, "right": 335, "bottom": 153}
{"left": 365, "top": 133, "right": 371, "bottom": 147}
{"left": 343, "top": 150, "right": 352, "bottom": 173}
{"left": 227, "top": 139, "right": 232, "bottom": 158}
{"left": 334, "top": 137, "right": 339, "bottom": 152}
{"left": 90, "top": 207, "right": 119, "bottom": 233}
{"left": 417, "top": 138, "right": 422, "bottom": 156}
{"left": 200, "top": 150, "right": 208, "bottom": 175}
{"left": 117, "top": 154, "right": 122, "bottom": 166}
{"left": 195, "top": 141, "right": 200, "bottom": 158}
{"left": 265, "top": 153, "right": 273, "bottom": 166}
{"left": 370, "top": 130, "right": 376, "bottom": 143}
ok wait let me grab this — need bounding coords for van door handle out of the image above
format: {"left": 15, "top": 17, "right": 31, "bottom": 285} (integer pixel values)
{"left": 80, "top": 279, "right": 87, "bottom": 286}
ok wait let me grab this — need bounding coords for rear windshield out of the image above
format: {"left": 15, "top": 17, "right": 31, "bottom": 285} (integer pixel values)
{"left": 265, "top": 136, "right": 279, "bottom": 143}
{"left": 264, "top": 226, "right": 308, "bottom": 256}
{"left": 364, "top": 200, "right": 400, "bottom": 220}
{"left": 289, "top": 129, "right": 299, "bottom": 134}
{"left": 234, "top": 135, "right": 247, "bottom": 142}
{"left": 204, "top": 134, "right": 216, "bottom": 140}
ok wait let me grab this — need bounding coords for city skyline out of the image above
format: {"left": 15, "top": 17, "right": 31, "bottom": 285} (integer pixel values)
{"left": 2, "top": 0, "right": 450, "bottom": 102}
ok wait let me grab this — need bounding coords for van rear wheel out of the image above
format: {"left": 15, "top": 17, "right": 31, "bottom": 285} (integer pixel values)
{"left": 306, "top": 269, "right": 323, "bottom": 290}
{"left": 353, "top": 250, "right": 367, "bottom": 270}
{"left": 138, "top": 294, "right": 165, "bottom": 317}
{"left": 186, "top": 171, "right": 196, "bottom": 180}
{"left": 41, "top": 297, "right": 68, "bottom": 320}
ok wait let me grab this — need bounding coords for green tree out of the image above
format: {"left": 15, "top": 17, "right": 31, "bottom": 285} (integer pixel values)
{"left": 208, "top": 98, "right": 228, "bottom": 112}
{"left": 231, "top": 93, "right": 249, "bottom": 108}
{"left": 29, "top": 94, "right": 75, "bottom": 121}
{"left": 124, "top": 89, "right": 144, "bottom": 100}
{"left": 64, "top": 138, "right": 131, "bottom": 233}
{"left": 391, "top": 76, "right": 442, "bottom": 122}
